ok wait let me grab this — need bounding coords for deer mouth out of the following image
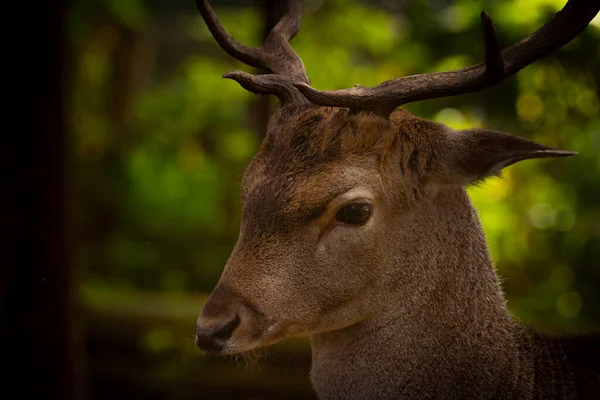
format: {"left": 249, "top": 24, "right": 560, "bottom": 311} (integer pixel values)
{"left": 195, "top": 314, "right": 284, "bottom": 355}
{"left": 195, "top": 284, "right": 284, "bottom": 354}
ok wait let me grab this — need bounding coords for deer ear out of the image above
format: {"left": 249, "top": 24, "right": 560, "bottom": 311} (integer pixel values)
{"left": 439, "top": 128, "right": 576, "bottom": 185}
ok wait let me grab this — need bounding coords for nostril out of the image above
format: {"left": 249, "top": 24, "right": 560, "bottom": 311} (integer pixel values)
{"left": 213, "top": 314, "right": 240, "bottom": 342}
{"left": 195, "top": 315, "right": 240, "bottom": 352}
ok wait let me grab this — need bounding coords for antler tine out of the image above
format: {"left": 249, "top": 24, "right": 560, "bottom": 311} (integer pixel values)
{"left": 196, "top": 0, "right": 309, "bottom": 105}
{"left": 481, "top": 12, "right": 504, "bottom": 82}
{"left": 294, "top": 0, "right": 599, "bottom": 116}
{"left": 259, "top": 0, "right": 309, "bottom": 83}
{"left": 195, "top": 0, "right": 264, "bottom": 69}
{"left": 270, "top": 0, "right": 303, "bottom": 42}
{"left": 223, "top": 70, "right": 308, "bottom": 105}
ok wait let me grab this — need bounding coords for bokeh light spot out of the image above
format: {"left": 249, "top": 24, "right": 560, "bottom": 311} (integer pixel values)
{"left": 528, "top": 203, "right": 556, "bottom": 229}
{"left": 556, "top": 291, "right": 582, "bottom": 318}
{"left": 434, "top": 108, "right": 466, "bottom": 129}
{"left": 516, "top": 92, "right": 544, "bottom": 122}
{"left": 554, "top": 206, "right": 576, "bottom": 232}
{"left": 575, "top": 89, "right": 600, "bottom": 117}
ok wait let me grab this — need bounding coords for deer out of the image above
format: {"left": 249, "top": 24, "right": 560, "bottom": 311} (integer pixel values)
{"left": 193, "top": 0, "right": 600, "bottom": 398}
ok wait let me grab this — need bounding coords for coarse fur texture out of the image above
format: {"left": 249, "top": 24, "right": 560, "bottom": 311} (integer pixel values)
{"left": 196, "top": 105, "right": 599, "bottom": 399}
{"left": 194, "top": 1, "right": 600, "bottom": 397}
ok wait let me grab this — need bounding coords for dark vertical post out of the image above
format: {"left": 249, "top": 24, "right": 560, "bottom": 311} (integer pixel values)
{"left": 0, "top": 0, "right": 82, "bottom": 398}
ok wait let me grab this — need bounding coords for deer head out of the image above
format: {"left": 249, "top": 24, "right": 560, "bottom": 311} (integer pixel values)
{"left": 194, "top": 0, "right": 598, "bottom": 355}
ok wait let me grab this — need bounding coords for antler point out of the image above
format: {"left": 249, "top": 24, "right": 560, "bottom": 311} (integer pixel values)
{"left": 223, "top": 70, "right": 251, "bottom": 81}
{"left": 222, "top": 71, "right": 236, "bottom": 79}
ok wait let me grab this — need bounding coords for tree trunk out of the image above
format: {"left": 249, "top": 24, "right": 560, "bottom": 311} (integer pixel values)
{"left": 0, "top": 0, "right": 83, "bottom": 398}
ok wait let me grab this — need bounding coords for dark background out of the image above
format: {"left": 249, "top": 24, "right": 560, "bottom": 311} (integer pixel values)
{"left": 2, "top": 0, "right": 599, "bottom": 399}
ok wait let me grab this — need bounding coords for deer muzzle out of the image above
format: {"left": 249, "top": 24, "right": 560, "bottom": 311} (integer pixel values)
{"left": 195, "top": 283, "right": 270, "bottom": 354}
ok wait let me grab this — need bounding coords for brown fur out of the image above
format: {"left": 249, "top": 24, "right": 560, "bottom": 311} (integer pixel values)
{"left": 196, "top": 105, "right": 599, "bottom": 399}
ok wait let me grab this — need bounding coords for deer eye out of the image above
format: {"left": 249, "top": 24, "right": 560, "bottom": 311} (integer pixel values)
{"left": 335, "top": 203, "right": 372, "bottom": 225}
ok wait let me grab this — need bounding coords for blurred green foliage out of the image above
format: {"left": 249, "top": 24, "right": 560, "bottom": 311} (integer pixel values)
{"left": 70, "top": 0, "right": 599, "bottom": 397}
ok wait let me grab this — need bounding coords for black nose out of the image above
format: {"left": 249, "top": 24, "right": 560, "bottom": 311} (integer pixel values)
{"left": 195, "top": 315, "right": 240, "bottom": 352}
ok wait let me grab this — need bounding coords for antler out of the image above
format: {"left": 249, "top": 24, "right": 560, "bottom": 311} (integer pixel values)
{"left": 293, "top": 0, "right": 600, "bottom": 116}
{"left": 195, "top": 0, "right": 310, "bottom": 105}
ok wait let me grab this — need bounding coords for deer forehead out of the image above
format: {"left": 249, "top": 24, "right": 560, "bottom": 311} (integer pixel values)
{"left": 265, "top": 107, "right": 396, "bottom": 165}
{"left": 239, "top": 108, "right": 449, "bottom": 221}
{"left": 241, "top": 105, "right": 397, "bottom": 193}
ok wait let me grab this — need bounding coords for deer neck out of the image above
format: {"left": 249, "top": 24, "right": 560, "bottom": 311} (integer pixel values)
{"left": 310, "top": 187, "right": 522, "bottom": 400}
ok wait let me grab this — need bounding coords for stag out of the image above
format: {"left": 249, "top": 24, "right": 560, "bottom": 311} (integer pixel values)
{"left": 193, "top": 0, "right": 600, "bottom": 398}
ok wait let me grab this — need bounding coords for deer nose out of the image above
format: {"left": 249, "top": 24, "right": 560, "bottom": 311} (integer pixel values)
{"left": 195, "top": 314, "right": 240, "bottom": 352}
